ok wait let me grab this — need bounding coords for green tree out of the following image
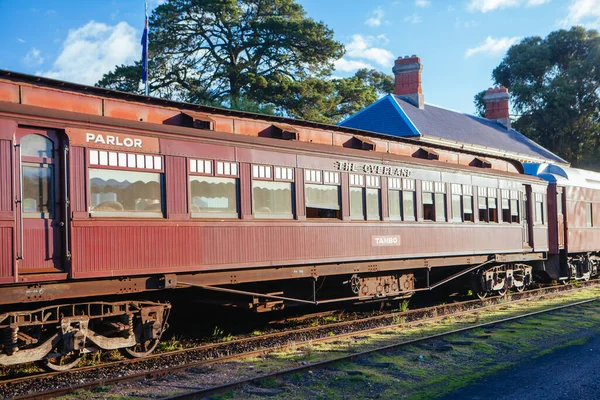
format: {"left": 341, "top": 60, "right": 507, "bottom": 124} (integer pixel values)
{"left": 475, "top": 27, "right": 600, "bottom": 167}
{"left": 96, "top": 0, "right": 393, "bottom": 122}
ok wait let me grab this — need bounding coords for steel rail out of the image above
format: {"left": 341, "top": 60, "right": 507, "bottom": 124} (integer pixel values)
{"left": 165, "top": 297, "right": 600, "bottom": 400}
{"left": 4, "top": 281, "right": 599, "bottom": 399}
{"left": 1, "top": 279, "right": 589, "bottom": 386}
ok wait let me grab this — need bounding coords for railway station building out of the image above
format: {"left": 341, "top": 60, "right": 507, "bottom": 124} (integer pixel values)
{"left": 339, "top": 55, "right": 566, "bottom": 167}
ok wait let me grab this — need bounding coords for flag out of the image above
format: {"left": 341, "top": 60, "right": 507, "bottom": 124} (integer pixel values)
{"left": 141, "top": 1, "right": 149, "bottom": 94}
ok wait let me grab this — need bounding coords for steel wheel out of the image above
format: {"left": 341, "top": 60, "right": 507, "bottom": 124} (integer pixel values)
{"left": 515, "top": 283, "right": 525, "bottom": 293}
{"left": 350, "top": 275, "right": 361, "bottom": 295}
{"left": 476, "top": 290, "right": 489, "bottom": 300}
{"left": 39, "top": 352, "right": 82, "bottom": 371}
{"left": 121, "top": 338, "right": 160, "bottom": 358}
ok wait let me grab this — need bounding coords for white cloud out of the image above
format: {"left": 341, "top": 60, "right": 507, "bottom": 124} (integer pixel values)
{"left": 345, "top": 35, "right": 394, "bottom": 66}
{"left": 149, "top": 0, "right": 166, "bottom": 8}
{"left": 24, "top": 48, "right": 44, "bottom": 66}
{"left": 560, "top": 0, "right": 600, "bottom": 28}
{"left": 17, "top": 38, "right": 26, "bottom": 43}
{"left": 334, "top": 58, "right": 373, "bottom": 72}
{"left": 465, "top": 36, "right": 521, "bottom": 57}
{"left": 39, "top": 21, "right": 139, "bottom": 85}
{"left": 365, "top": 7, "right": 385, "bottom": 27}
{"left": 404, "top": 14, "right": 422, "bottom": 24}
{"left": 415, "top": 0, "right": 431, "bottom": 7}
{"left": 526, "top": 0, "right": 551, "bottom": 5}
{"left": 334, "top": 34, "right": 394, "bottom": 73}
{"left": 467, "top": 0, "right": 550, "bottom": 12}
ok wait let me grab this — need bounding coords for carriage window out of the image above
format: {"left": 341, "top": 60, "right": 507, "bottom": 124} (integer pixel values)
{"left": 463, "top": 185, "right": 473, "bottom": 222}
{"left": 305, "top": 170, "right": 340, "bottom": 219}
{"left": 349, "top": 174, "right": 380, "bottom": 220}
{"left": 478, "top": 187, "right": 488, "bottom": 222}
{"left": 21, "top": 134, "right": 53, "bottom": 158}
{"left": 511, "top": 199, "right": 520, "bottom": 223}
{"left": 190, "top": 177, "right": 238, "bottom": 218}
{"left": 435, "top": 182, "right": 446, "bottom": 222}
{"left": 365, "top": 175, "right": 380, "bottom": 221}
{"left": 535, "top": 193, "right": 544, "bottom": 224}
{"left": 451, "top": 184, "right": 462, "bottom": 222}
{"left": 89, "top": 150, "right": 164, "bottom": 217}
{"left": 388, "top": 178, "right": 401, "bottom": 220}
{"left": 90, "top": 169, "right": 163, "bottom": 215}
{"left": 366, "top": 188, "right": 380, "bottom": 220}
{"left": 252, "top": 165, "right": 294, "bottom": 219}
{"left": 501, "top": 190, "right": 510, "bottom": 223}
{"left": 190, "top": 159, "right": 239, "bottom": 218}
{"left": 22, "top": 163, "right": 54, "bottom": 217}
{"left": 422, "top": 181, "right": 434, "bottom": 221}
{"left": 350, "top": 187, "right": 365, "bottom": 219}
{"left": 402, "top": 179, "right": 416, "bottom": 221}
{"left": 557, "top": 192, "right": 563, "bottom": 215}
{"left": 488, "top": 188, "right": 498, "bottom": 223}
{"left": 586, "top": 203, "right": 593, "bottom": 227}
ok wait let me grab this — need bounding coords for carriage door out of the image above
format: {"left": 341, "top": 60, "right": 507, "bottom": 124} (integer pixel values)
{"left": 557, "top": 186, "right": 565, "bottom": 249}
{"left": 14, "top": 128, "right": 66, "bottom": 274}
{"left": 523, "top": 185, "right": 533, "bottom": 248}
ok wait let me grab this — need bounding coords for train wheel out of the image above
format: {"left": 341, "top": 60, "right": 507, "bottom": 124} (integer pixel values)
{"left": 38, "top": 352, "right": 82, "bottom": 372}
{"left": 496, "top": 286, "right": 507, "bottom": 296}
{"left": 515, "top": 283, "right": 525, "bottom": 293}
{"left": 475, "top": 290, "right": 489, "bottom": 300}
{"left": 121, "top": 338, "right": 160, "bottom": 358}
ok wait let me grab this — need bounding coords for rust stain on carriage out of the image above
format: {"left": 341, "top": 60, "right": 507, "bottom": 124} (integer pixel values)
{"left": 21, "top": 86, "right": 103, "bottom": 115}
{"left": 0, "top": 82, "right": 19, "bottom": 104}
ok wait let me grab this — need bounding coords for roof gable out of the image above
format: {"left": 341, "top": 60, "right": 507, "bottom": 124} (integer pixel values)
{"left": 341, "top": 92, "right": 566, "bottom": 165}
{"left": 338, "top": 95, "right": 420, "bottom": 138}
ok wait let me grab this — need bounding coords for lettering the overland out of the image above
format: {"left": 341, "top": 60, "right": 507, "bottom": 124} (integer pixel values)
{"left": 334, "top": 161, "right": 412, "bottom": 178}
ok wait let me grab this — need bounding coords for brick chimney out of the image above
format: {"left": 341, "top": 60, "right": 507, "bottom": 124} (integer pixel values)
{"left": 483, "top": 86, "right": 511, "bottom": 130}
{"left": 392, "top": 55, "right": 424, "bottom": 109}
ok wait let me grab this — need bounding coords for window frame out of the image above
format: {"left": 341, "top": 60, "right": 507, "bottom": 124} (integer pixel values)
{"left": 451, "top": 184, "right": 463, "bottom": 222}
{"left": 463, "top": 185, "right": 474, "bottom": 223}
{"left": 189, "top": 158, "right": 240, "bottom": 219}
{"left": 422, "top": 181, "right": 435, "bottom": 222}
{"left": 252, "top": 164, "right": 295, "bottom": 219}
{"left": 304, "top": 169, "right": 341, "bottom": 219}
{"left": 87, "top": 149, "right": 165, "bottom": 218}
{"left": 349, "top": 173, "right": 381, "bottom": 221}
{"left": 534, "top": 193, "right": 544, "bottom": 225}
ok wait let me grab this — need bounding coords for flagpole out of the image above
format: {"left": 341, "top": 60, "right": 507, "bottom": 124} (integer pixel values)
{"left": 142, "top": 0, "right": 149, "bottom": 96}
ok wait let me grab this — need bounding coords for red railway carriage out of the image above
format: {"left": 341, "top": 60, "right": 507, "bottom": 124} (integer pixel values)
{"left": 0, "top": 70, "right": 549, "bottom": 368}
{"left": 526, "top": 164, "right": 600, "bottom": 281}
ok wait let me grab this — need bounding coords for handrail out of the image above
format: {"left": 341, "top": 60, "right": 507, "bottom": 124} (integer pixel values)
{"left": 14, "top": 143, "right": 23, "bottom": 260}
{"left": 62, "top": 145, "right": 71, "bottom": 261}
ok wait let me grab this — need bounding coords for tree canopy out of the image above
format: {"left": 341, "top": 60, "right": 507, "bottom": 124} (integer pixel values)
{"left": 96, "top": 0, "right": 393, "bottom": 123}
{"left": 475, "top": 27, "right": 600, "bottom": 167}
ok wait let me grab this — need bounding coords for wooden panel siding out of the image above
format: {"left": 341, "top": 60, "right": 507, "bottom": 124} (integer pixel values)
{"left": 70, "top": 221, "right": 528, "bottom": 278}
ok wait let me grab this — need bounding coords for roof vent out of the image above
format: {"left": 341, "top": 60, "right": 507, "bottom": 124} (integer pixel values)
{"left": 412, "top": 147, "right": 439, "bottom": 160}
{"left": 346, "top": 135, "right": 376, "bottom": 151}
{"left": 271, "top": 123, "right": 299, "bottom": 140}
{"left": 181, "top": 111, "right": 215, "bottom": 131}
{"left": 470, "top": 157, "right": 492, "bottom": 168}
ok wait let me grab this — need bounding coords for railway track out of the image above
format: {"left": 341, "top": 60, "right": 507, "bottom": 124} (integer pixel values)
{"left": 3, "top": 280, "right": 599, "bottom": 399}
{"left": 167, "top": 296, "right": 600, "bottom": 400}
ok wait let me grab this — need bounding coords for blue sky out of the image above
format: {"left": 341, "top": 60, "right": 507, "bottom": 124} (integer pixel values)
{"left": 0, "top": 0, "right": 598, "bottom": 114}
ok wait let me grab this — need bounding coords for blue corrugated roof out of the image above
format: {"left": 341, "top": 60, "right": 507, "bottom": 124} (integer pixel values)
{"left": 339, "top": 94, "right": 566, "bottom": 164}
{"left": 339, "top": 95, "right": 420, "bottom": 138}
